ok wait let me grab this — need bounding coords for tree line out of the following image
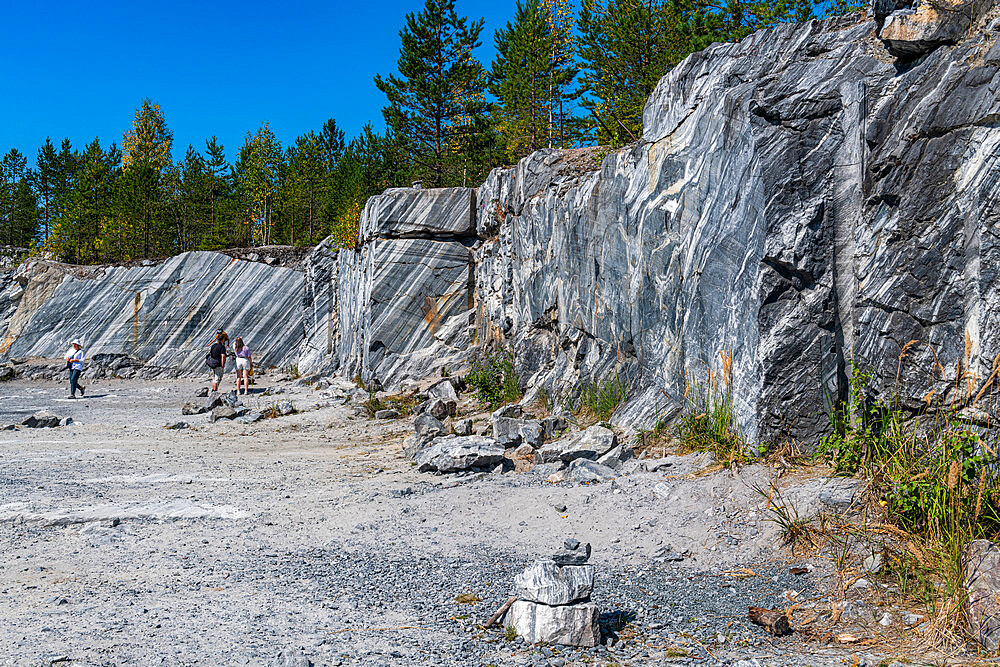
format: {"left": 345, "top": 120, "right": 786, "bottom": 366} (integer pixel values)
{"left": 0, "top": 0, "right": 858, "bottom": 264}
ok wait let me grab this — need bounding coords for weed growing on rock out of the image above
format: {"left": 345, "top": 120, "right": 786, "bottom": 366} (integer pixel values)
{"left": 677, "top": 351, "right": 750, "bottom": 466}
{"left": 577, "top": 370, "right": 629, "bottom": 421}
{"left": 466, "top": 352, "right": 520, "bottom": 409}
{"left": 287, "top": 364, "right": 300, "bottom": 380}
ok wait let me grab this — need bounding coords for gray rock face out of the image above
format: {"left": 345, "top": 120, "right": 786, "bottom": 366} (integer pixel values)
{"left": 514, "top": 561, "right": 594, "bottom": 606}
{"left": 359, "top": 187, "right": 475, "bottom": 242}
{"left": 414, "top": 435, "right": 505, "bottom": 473}
{"left": 471, "top": 11, "right": 1000, "bottom": 446}
{"left": 1, "top": 252, "right": 306, "bottom": 375}
{"left": 508, "top": 600, "right": 600, "bottom": 647}
{"left": 964, "top": 540, "right": 1000, "bottom": 650}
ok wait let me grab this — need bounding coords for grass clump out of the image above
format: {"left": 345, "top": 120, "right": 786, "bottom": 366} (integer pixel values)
{"left": 677, "top": 351, "right": 750, "bottom": 466}
{"left": 466, "top": 351, "right": 520, "bottom": 409}
{"left": 577, "top": 370, "right": 629, "bottom": 421}
{"left": 819, "top": 348, "right": 1000, "bottom": 639}
{"left": 287, "top": 363, "right": 300, "bottom": 380}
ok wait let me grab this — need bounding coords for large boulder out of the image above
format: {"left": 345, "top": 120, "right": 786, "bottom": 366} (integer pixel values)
{"left": 878, "top": 0, "right": 988, "bottom": 59}
{"left": 964, "top": 540, "right": 1000, "bottom": 650}
{"left": 536, "top": 425, "right": 618, "bottom": 463}
{"left": 508, "top": 600, "right": 600, "bottom": 647}
{"left": 493, "top": 417, "right": 544, "bottom": 449}
{"left": 514, "top": 561, "right": 594, "bottom": 606}
{"left": 415, "top": 436, "right": 505, "bottom": 473}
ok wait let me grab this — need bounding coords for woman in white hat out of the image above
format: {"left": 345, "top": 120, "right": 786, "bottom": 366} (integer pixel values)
{"left": 65, "top": 340, "right": 85, "bottom": 398}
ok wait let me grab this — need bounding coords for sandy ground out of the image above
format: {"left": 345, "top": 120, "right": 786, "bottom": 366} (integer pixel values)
{"left": 0, "top": 375, "right": 963, "bottom": 666}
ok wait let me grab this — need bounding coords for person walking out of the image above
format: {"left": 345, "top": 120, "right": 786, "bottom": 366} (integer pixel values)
{"left": 233, "top": 337, "right": 253, "bottom": 395}
{"left": 65, "top": 340, "right": 85, "bottom": 399}
{"left": 207, "top": 331, "right": 227, "bottom": 392}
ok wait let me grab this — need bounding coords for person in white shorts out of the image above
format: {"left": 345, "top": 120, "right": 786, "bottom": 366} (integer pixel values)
{"left": 233, "top": 337, "right": 253, "bottom": 395}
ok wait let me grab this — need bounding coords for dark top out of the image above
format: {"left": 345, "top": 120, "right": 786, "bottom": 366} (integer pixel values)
{"left": 209, "top": 342, "right": 226, "bottom": 362}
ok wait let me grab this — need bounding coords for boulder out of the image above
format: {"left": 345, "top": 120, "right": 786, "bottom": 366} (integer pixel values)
{"left": 492, "top": 404, "right": 523, "bottom": 420}
{"left": 221, "top": 390, "right": 242, "bottom": 408}
{"left": 0, "top": 364, "right": 14, "bottom": 382}
{"left": 597, "top": 444, "right": 634, "bottom": 470}
{"left": 21, "top": 411, "right": 60, "bottom": 428}
{"left": 531, "top": 461, "right": 566, "bottom": 477}
{"left": 541, "top": 414, "right": 568, "bottom": 439}
{"left": 514, "top": 560, "right": 594, "bottom": 606}
{"left": 182, "top": 403, "right": 208, "bottom": 416}
{"left": 58, "top": 417, "right": 74, "bottom": 427}
{"left": 454, "top": 418, "right": 474, "bottom": 436}
{"left": 964, "top": 540, "right": 1000, "bottom": 650}
{"left": 195, "top": 387, "right": 209, "bottom": 398}
{"left": 374, "top": 409, "right": 400, "bottom": 420}
{"left": 415, "top": 436, "right": 505, "bottom": 473}
{"left": 537, "top": 425, "right": 618, "bottom": 463}
{"left": 164, "top": 421, "right": 189, "bottom": 430}
{"left": 569, "top": 459, "right": 618, "bottom": 484}
{"left": 427, "top": 397, "right": 457, "bottom": 420}
{"left": 508, "top": 600, "right": 600, "bottom": 647}
{"left": 878, "top": 0, "right": 985, "bottom": 59}
{"left": 493, "top": 417, "right": 544, "bottom": 449}
{"left": 236, "top": 411, "right": 265, "bottom": 424}
{"left": 211, "top": 406, "right": 239, "bottom": 422}
{"left": 273, "top": 400, "right": 295, "bottom": 417}
{"left": 426, "top": 378, "right": 459, "bottom": 403}
{"left": 414, "top": 413, "right": 447, "bottom": 441}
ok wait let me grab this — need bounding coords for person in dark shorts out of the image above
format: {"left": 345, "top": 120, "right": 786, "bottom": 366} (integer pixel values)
{"left": 207, "top": 331, "right": 228, "bottom": 392}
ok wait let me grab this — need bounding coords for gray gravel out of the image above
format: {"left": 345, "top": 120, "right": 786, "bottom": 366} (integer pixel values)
{"left": 0, "top": 377, "right": 962, "bottom": 666}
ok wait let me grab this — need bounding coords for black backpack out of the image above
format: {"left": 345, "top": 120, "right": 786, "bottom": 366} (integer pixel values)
{"left": 206, "top": 352, "right": 221, "bottom": 368}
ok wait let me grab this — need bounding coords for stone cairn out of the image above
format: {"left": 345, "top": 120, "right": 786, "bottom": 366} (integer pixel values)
{"left": 506, "top": 540, "right": 600, "bottom": 647}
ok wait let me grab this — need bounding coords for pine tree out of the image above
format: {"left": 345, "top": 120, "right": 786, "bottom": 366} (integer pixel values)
{"left": 0, "top": 149, "right": 27, "bottom": 246}
{"left": 374, "top": 0, "right": 488, "bottom": 187}
{"left": 29, "top": 138, "right": 58, "bottom": 242}
{"left": 490, "top": 0, "right": 580, "bottom": 161}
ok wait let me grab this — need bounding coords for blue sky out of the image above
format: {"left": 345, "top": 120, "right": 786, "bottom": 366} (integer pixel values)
{"left": 0, "top": 0, "right": 523, "bottom": 166}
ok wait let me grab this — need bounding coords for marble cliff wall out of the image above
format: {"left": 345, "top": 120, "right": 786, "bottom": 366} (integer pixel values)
{"left": 2, "top": 4, "right": 998, "bottom": 447}
{"left": 0, "top": 250, "right": 321, "bottom": 377}
{"left": 344, "top": 5, "right": 1000, "bottom": 445}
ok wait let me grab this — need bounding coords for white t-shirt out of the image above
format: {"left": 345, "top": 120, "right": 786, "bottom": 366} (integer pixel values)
{"left": 65, "top": 348, "right": 85, "bottom": 371}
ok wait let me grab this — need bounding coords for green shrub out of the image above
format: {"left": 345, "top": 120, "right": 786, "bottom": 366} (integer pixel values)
{"left": 466, "top": 352, "right": 520, "bottom": 409}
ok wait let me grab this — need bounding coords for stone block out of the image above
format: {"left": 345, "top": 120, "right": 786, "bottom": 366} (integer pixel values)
{"left": 508, "top": 600, "right": 600, "bottom": 647}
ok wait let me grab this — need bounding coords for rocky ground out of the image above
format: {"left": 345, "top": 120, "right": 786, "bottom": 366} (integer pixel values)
{"left": 0, "top": 373, "right": 990, "bottom": 666}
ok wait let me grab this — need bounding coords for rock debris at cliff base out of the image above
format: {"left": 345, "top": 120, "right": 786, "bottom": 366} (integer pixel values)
{"left": 0, "top": 376, "right": 984, "bottom": 666}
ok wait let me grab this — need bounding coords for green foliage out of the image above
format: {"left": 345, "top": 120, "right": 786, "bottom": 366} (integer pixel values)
{"left": 676, "top": 351, "right": 750, "bottom": 465}
{"left": 820, "top": 364, "right": 1000, "bottom": 545}
{"left": 576, "top": 370, "right": 628, "bottom": 421}
{"left": 466, "top": 352, "right": 521, "bottom": 408}
{"left": 374, "top": 0, "right": 491, "bottom": 187}
{"left": 489, "top": 0, "right": 582, "bottom": 161}
{"left": 576, "top": 0, "right": 840, "bottom": 146}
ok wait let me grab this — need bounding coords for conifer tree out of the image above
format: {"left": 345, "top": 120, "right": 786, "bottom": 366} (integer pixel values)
{"left": 490, "top": 0, "right": 580, "bottom": 161}
{"left": 374, "top": 0, "right": 488, "bottom": 187}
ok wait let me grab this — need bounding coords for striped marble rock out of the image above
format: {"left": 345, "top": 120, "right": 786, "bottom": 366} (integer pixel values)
{"left": 359, "top": 187, "right": 475, "bottom": 242}
{"left": 338, "top": 236, "right": 473, "bottom": 388}
{"left": 3, "top": 251, "right": 305, "bottom": 374}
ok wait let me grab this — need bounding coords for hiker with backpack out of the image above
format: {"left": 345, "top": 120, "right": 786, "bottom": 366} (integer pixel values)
{"left": 206, "top": 330, "right": 228, "bottom": 392}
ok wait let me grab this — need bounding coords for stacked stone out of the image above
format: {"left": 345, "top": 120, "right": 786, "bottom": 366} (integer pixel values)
{"left": 508, "top": 540, "right": 600, "bottom": 647}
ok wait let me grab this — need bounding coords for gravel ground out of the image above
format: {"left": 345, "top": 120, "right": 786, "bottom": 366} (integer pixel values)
{"left": 0, "top": 375, "right": 972, "bottom": 666}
